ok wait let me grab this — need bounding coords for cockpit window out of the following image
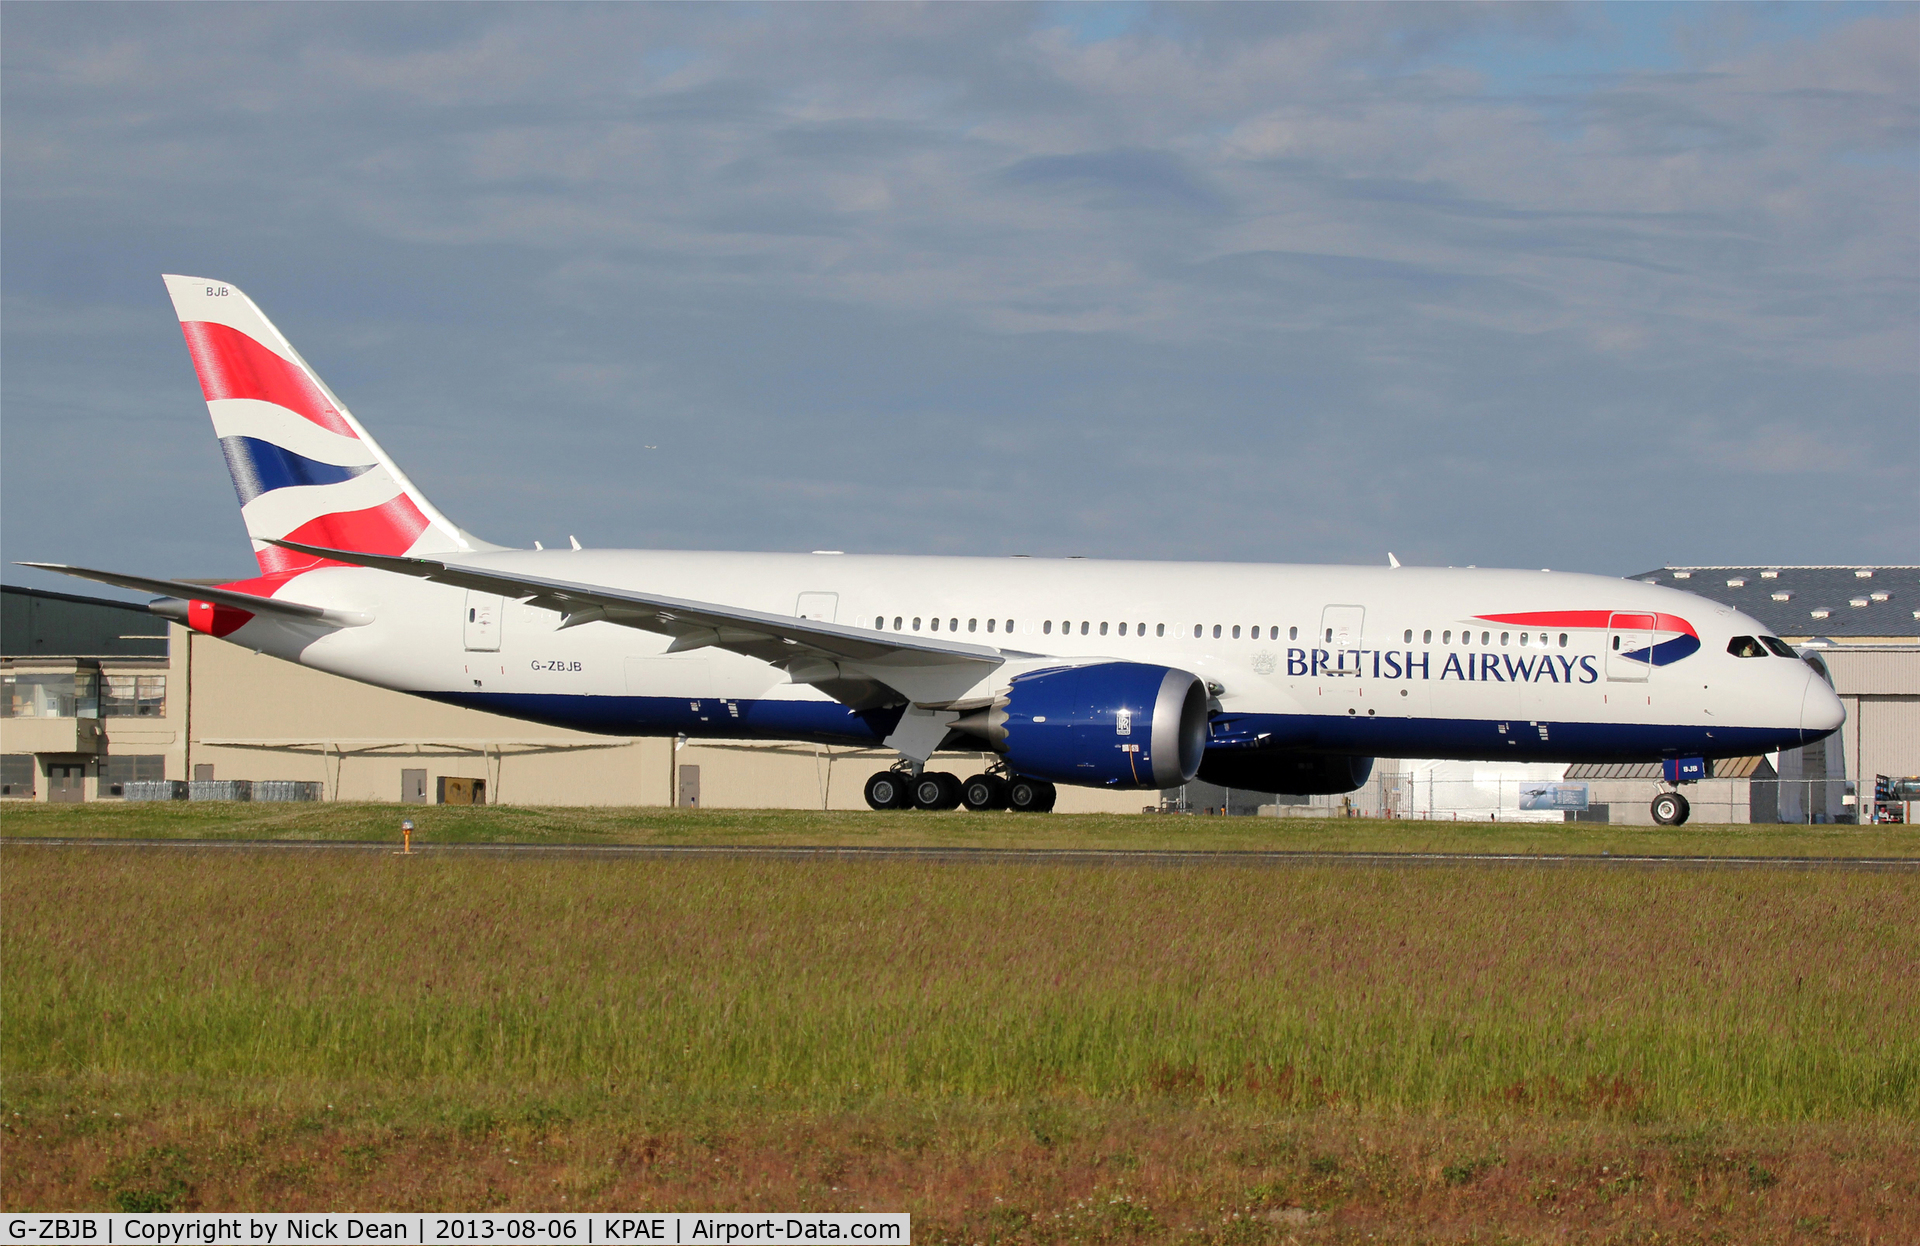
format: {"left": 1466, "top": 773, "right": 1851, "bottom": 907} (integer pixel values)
{"left": 1761, "top": 636, "right": 1796, "bottom": 658}
{"left": 1726, "top": 635, "right": 1767, "bottom": 659}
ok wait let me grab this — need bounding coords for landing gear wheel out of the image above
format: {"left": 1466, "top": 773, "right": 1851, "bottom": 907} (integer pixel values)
{"left": 1651, "top": 791, "right": 1691, "bottom": 826}
{"left": 962, "top": 774, "right": 1010, "bottom": 811}
{"left": 1007, "top": 777, "right": 1057, "bottom": 813}
{"left": 864, "top": 771, "right": 913, "bottom": 811}
{"left": 912, "top": 771, "right": 963, "bottom": 811}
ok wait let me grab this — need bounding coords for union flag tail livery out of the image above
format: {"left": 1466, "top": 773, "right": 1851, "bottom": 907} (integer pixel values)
{"left": 162, "top": 275, "right": 474, "bottom": 583}
{"left": 24, "top": 275, "right": 1846, "bottom": 824}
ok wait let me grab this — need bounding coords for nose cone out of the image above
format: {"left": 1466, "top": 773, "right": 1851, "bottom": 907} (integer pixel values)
{"left": 1800, "top": 670, "right": 1845, "bottom": 739}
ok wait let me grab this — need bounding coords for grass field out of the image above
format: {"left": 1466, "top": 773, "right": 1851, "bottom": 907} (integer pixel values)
{"left": 4, "top": 822, "right": 1917, "bottom": 1241}
{"left": 4, "top": 800, "right": 1917, "bottom": 858}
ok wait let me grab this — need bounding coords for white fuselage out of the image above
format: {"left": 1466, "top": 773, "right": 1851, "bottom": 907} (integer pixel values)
{"left": 221, "top": 550, "right": 1841, "bottom": 771}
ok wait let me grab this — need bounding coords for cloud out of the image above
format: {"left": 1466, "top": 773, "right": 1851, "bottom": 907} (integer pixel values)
{"left": 3, "top": 1, "right": 1914, "bottom": 592}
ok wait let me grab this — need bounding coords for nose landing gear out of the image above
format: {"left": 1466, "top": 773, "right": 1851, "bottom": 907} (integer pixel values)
{"left": 1651, "top": 790, "right": 1691, "bottom": 825}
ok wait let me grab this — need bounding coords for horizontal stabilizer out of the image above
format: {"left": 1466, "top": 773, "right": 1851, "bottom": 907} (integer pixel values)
{"left": 16, "top": 561, "right": 371, "bottom": 628}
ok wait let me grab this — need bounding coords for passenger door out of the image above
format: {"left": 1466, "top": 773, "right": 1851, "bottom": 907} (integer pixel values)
{"left": 795, "top": 592, "right": 838, "bottom": 623}
{"left": 464, "top": 592, "right": 502, "bottom": 651}
{"left": 1319, "top": 605, "right": 1365, "bottom": 676}
{"left": 1606, "top": 613, "right": 1655, "bottom": 682}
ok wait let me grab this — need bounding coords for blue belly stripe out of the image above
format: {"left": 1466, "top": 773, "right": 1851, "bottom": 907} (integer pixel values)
{"left": 426, "top": 690, "right": 1819, "bottom": 775}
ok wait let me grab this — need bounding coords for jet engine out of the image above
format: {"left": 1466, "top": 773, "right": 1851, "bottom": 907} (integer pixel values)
{"left": 950, "top": 663, "right": 1207, "bottom": 789}
{"left": 1197, "top": 751, "right": 1374, "bottom": 795}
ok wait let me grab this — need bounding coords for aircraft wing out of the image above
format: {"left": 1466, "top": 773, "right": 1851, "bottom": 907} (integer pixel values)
{"left": 264, "top": 539, "right": 1002, "bottom": 707}
{"left": 17, "top": 561, "right": 371, "bottom": 628}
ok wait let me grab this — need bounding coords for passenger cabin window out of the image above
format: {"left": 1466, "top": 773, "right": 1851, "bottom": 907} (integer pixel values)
{"left": 968, "top": 619, "right": 977, "bottom": 632}
{"left": 1100, "top": 622, "right": 1110, "bottom": 636}
{"left": 1080, "top": 621, "right": 1090, "bottom": 635}
{"left": 1289, "top": 627, "right": 1298, "bottom": 640}
{"left": 1212, "top": 625, "right": 1222, "bottom": 639}
{"left": 1558, "top": 633, "right": 1568, "bottom": 646}
{"left": 1404, "top": 629, "right": 1413, "bottom": 643}
{"left": 1423, "top": 630, "right": 1432, "bottom": 643}
{"left": 875, "top": 616, "right": 884, "bottom": 628}
{"left": 1727, "top": 635, "right": 1767, "bottom": 659}
{"left": 1044, "top": 621, "right": 1053, "bottom": 635}
{"left": 931, "top": 618, "right": 940, "bottom": 631}
{"left": 1519, "top": 632, "right": 1529, "bottom": 646}
{"left": 1117, "top": 622, "right": 1126, "bottom": 636}
{"left": 1005, "top": 619, "right": 1014, "bottom": 633}
{"left": 986, "top": 619, "right": 996, "bottom": 632}
{"left": 1443, "top": 631, "right": 1451, "bottom": 643}
{"left": 1501, "top": 632, "right": 1510, "bottom": 645}
{"left": 1481, "top": 632, "right": 1490, "bottom": 645}
{"left": 1232, "top": 625, "right": 1240, "bottom": 639}
{"left": 1194, "top": 625, "right": 1202, "bottom": 638}
{"left": 893, "top": 616, "right": 903, "bottom": 630}
{"left": 913, "top": 617, "right": 922, "bottom": 631}
{"left": 1156, "top": 624, "right": 1165, "bottom": 637}
{"left": 950, "top": 618, "right": 958, "bottom": 631}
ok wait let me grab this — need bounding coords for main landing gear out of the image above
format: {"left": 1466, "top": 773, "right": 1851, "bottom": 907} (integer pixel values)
{"left": 1651, "top": 790, "right": 1691, "bottom": 826}
{"left": 863, "top": 767, "right": 1055, "bottom": 812}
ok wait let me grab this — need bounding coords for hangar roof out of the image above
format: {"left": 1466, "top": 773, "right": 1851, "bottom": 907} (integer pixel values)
{"left": 1628, "top": 566, "right": 1920, "bottom": 640}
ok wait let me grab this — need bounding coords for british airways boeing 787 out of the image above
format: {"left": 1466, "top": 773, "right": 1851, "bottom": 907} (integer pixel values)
{"left": 26, "top": 276, "right": 1844, "bottom": 823}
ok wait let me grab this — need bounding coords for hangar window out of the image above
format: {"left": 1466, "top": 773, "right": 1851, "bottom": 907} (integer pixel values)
{"left": 102, "top": 754, "right": 165, "bottom": 797}
{"left": 1156, "top": 624, "right": 1165, "bottom": 637}
{"left": 1423, "top": 630, "right": 1432, "bottom": 643}
{"left": 1212, "top": 625, "right": 1221, "bottom": 639}
{"left": 1727, "top": 636, "right": 1767, "bottom": 658}
{"left": 1404, "top": 629, "right": 1413, "bottom": 644}
{"left": 1, "top": 753, "right": 33, "bottom": 797}
{"left": 1080, "top": 621, "right": 1090, "bottom": 635}
{"left": 1100, "top": 622, "right": 1110, "bottom": 636}
{"left": 102, "top": 676, "right": 166, "bottom": 718}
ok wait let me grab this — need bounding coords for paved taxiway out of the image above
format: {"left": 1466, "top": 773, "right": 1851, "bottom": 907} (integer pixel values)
{"left": 4, "top": 838, "right": 1915, "bottom": 871}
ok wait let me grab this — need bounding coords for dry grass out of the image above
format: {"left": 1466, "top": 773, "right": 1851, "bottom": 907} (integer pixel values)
{"left": 4, "top": 847, "right": 1916, "bottom": 1240}
{"left": 4, "top": 800, "right": 1916, "bottom": 858}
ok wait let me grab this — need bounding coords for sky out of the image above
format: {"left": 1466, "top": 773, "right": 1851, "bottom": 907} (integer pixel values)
{"left": 3, "top": 1, "right": 1915, "bottom": 598}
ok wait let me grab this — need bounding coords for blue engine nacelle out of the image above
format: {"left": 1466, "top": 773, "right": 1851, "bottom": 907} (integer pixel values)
{"left": 951, "top": 663, "right": 1208, "bottom": 789}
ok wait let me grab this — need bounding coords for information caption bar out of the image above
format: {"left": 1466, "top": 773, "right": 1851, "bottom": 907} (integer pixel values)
{"left": 4, "top": 1214, "right": 909, "bottom": 1246}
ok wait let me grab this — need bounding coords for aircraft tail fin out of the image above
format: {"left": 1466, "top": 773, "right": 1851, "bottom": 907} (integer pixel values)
{"left": 161, "top": 275, "right": 485, "bottom": 580}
